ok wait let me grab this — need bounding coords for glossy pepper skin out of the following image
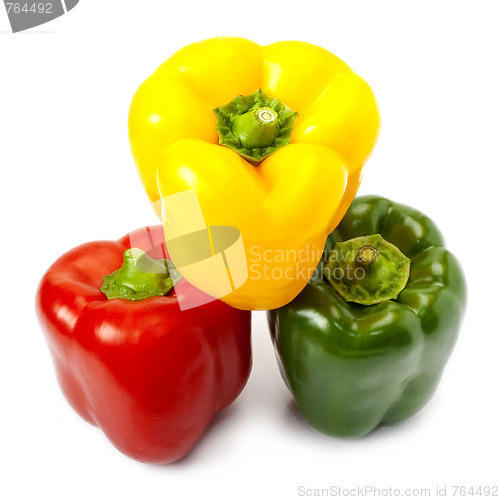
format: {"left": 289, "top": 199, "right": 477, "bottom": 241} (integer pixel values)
{"left": 128, "top": 37, "right": 380, "bottom": 310}
{"left": 36, "top": 225, "right": 252, "bottom": 464}
{"left": 268, "top": 196, "right": 466, "bottom": 437}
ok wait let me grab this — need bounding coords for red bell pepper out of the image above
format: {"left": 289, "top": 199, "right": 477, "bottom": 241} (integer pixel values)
{"left": 36, "top": 225, "right": 252, "bottom": 464}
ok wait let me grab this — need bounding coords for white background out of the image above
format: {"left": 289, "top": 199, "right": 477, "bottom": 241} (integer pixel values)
{"left": 1, "top": 1, "right": 499, "bottom": 499}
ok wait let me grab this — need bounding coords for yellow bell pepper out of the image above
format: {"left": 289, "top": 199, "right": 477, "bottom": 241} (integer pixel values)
{"left": 128, "top": 37, "right": 380, "bottom": 310}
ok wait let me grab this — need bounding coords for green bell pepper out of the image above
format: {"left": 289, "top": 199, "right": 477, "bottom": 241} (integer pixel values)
{"left": 268, "top": 195, "right": 467, "bottom": 437}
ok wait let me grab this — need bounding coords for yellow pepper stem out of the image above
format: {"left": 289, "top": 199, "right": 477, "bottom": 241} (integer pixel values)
{"left": 231, "top": 107, "right": 279, "bottom": 149}
{"left": 214, "top": 89, "right": 297, "bottom": 163}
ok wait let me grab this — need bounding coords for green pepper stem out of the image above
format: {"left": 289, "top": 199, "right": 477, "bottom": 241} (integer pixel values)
{"left": 324, "top": 234, "right": 411, "bottom": 306}
{"left": 357, "top": 245, "right": 379, "bottom": 265}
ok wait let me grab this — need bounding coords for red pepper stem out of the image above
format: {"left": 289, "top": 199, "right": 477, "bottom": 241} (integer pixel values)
{"left": 100, "top": 248, "right": 175, "bottom": 301}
